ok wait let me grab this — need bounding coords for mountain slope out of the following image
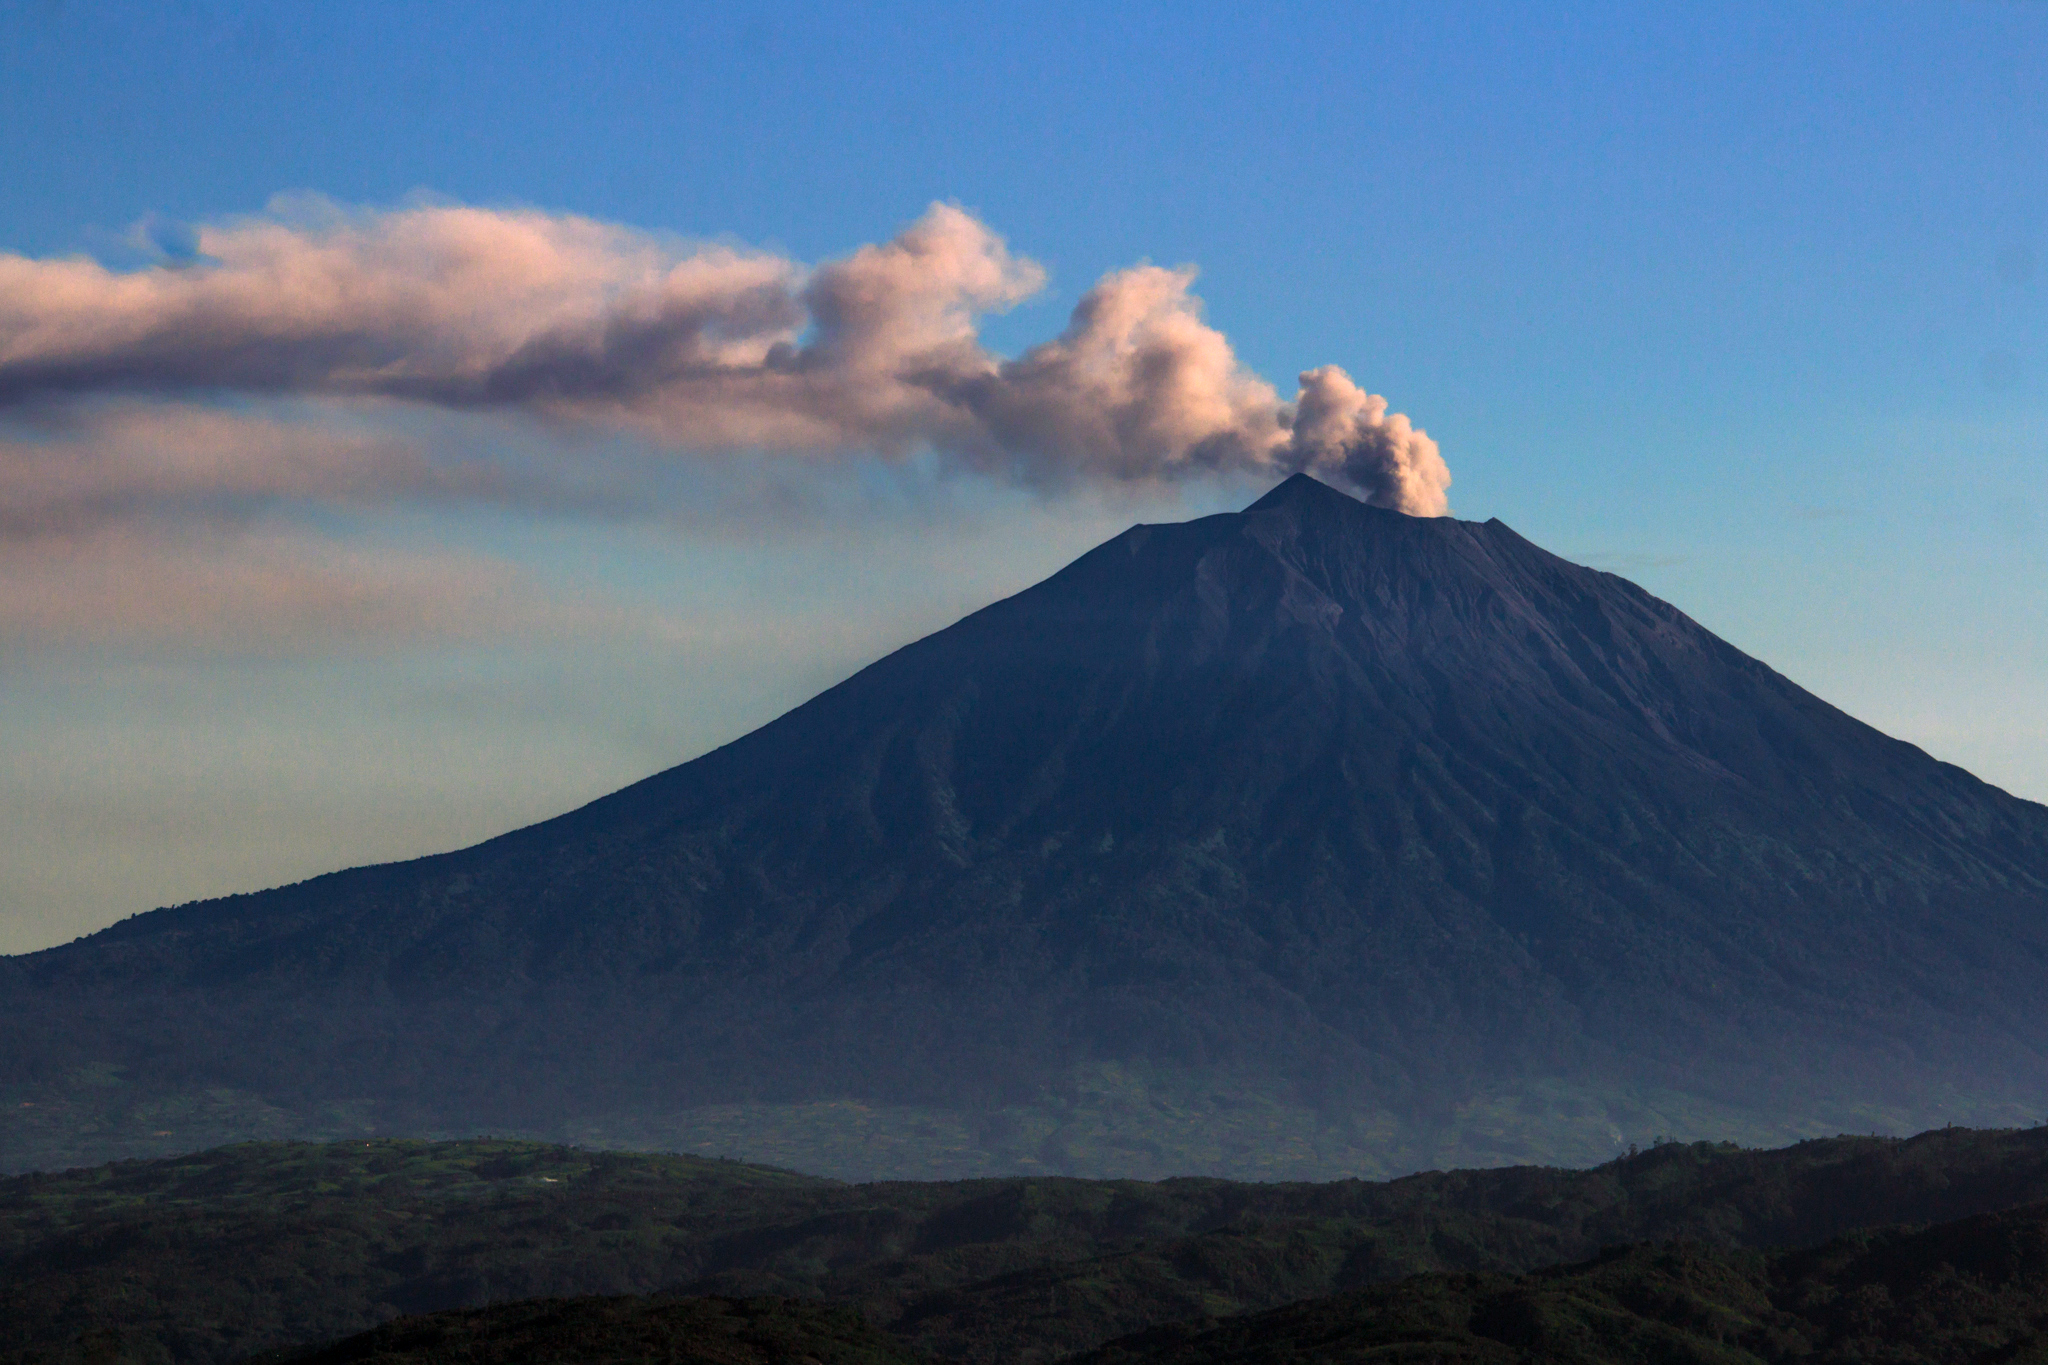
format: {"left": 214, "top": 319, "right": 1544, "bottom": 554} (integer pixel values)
{"left": 5, "top": 475, "right": 2048, "bottom": 1175}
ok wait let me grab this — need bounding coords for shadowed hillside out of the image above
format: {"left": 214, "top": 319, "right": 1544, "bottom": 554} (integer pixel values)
{"left": 262, "top": 1297, "right": 928, "bottom": 1365}
{"left": 8, "top": 1129, "right": 2048, "bottom": 1364}
{"left": 225, "top": 1206, "right": 2048, "bottom": 1365}
{"left": 1078, "top": 1203, "right": 2048, "bottom": 1365}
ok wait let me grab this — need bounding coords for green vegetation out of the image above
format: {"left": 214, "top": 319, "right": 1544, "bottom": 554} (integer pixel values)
{"left": 6, "top": 1128, "right": 2048, "bottom": 1364}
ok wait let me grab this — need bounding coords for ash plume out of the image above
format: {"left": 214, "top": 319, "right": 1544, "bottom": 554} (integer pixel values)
{"left": 0, "top": 199, "right": 1450, "bottom": 515}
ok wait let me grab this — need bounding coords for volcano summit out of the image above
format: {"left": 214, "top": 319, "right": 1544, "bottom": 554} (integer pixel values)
{"left": 6, "top": 475, "right": 2048, "bottom": 1177}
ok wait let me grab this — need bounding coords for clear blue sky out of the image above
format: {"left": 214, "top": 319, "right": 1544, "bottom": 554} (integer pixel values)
{"left": 2, "top": 0, "right": 2044, "bottom": 951}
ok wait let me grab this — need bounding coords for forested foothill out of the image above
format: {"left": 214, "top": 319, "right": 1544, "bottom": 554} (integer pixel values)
{"left": 7, "top": 1126, "right": 2048, "bottom": 1364}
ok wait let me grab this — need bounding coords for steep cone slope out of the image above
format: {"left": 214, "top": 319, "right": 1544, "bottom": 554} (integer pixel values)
{"left": 6, "top": 475, "right": 2048, "bottom": 1174}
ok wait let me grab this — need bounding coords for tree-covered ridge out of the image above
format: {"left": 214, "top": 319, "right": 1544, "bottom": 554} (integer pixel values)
{"left": 1079, "top": 1202, "right": 2048, "bottom": 1365}
{"left": 263, "top": 1296, "right": 928, "bottom": 1365}
{"left": 240, "top": 1209, "right": 2048, "bottom": 1365}
{"left": 7, "top": 1128, "right": 2048, "bottom": 1364}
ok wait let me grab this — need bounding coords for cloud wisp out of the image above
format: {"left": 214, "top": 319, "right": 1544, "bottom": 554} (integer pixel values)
{"left": 0, "top": 404, "right": 502, "bottom": 540}
{"left": 0, "top": 406, "right": 668, "bottom": 656}
{"left": 0, "top": 199, "right": 1451, "bottom": 515}
{"left": 0, "top": 524, "right": 534, "bottom": 652}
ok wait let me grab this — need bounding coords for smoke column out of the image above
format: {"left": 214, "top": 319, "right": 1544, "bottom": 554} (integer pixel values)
{"left": 0, "top": 199, "right": 1450, "bottom": 515}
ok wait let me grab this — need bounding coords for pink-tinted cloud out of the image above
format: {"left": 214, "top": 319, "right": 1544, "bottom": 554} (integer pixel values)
{"left": 0, "top": 200, "right": 1450, "bottom": 515}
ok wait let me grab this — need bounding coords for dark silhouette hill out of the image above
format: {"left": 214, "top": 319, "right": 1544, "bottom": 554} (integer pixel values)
{"left": 1078, "top": 1201, "right": 2048, "bottom": 1365}
{"left": 259, "top": 1297, "right": 930, "bottom": 1365}
{"left": 10, "top": 1130, "right": 2048, "bottom": 1365}
{"left": 223, "top": 1204, "right": 2048, "bottom": 1365}
{"left": 5, "top": 475, "right": 2048, "bottom": 1175}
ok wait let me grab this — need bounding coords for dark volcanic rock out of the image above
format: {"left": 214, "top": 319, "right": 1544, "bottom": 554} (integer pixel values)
{"left": 6, "top": 475, "right": 2048, "bottom": 1174}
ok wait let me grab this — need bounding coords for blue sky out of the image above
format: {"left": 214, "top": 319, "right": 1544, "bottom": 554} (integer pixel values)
{"left": 1, "top": 1, "right": 2044, "bottom": 951}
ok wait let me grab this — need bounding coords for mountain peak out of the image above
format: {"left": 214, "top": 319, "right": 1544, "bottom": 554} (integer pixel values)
{"left": 1245, "top": 471, "right": 1360, "bottom": 513}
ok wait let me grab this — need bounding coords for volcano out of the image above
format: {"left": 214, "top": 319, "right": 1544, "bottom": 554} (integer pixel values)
{"left": 6, "top": 474, "right": 2048, "bottom": 1177}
